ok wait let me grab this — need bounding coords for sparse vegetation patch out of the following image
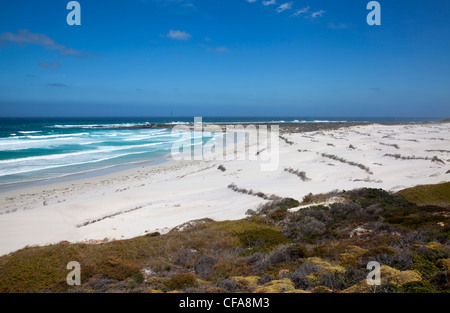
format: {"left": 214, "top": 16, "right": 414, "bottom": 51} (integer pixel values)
{"left": 321, "top": 153, "right": 373, "bottom": 174}
{"left": 284, "top": 168, "right": 311, "bottom": 182}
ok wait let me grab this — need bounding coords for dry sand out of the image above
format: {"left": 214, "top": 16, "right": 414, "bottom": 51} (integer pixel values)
{"left": 0, "top": 122, "right": 449, "bottom": 256}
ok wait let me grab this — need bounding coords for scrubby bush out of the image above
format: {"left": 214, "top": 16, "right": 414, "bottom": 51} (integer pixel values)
{"left": 330, "top": 201, "right": 365, "bottom": 220}
{"left": 99, "top": 257, "right": 141, "bottom": 281}
{"left": 302, "top": 193, "right": 314, "bottom": 203}
{"left": 411, "top": 246, "right": 448, "bottom": 279}
{"left": 216, "top": 278, "right": 238, "bottom": 292}
{"left": 279, "top": 135, "right": 294, "bottom": 145}
{"left": 284, "top": 168, "right": 311, "bottom": 181}
{"left": 299, "top": 208, "right": 333, "bottom": 225}
{"left": 257, "top": 273, "right": 273, "bottom": 285}
{"left": 365, "top": 203, "right": 384, "bottom": 216}
{"left": 253, "top": 244, "right": 307, "bottom": 273}
{"left": 380, "top": 142, "right": 399, "bottom": 149}
{"left": 301, "top": 190, "right": 342, "bottom": 204}
{"left": 397, "top": 281, "right": 436, "bottom": 293}
{"left": 253, "top": 198, "right": 300, "bottom": 216}
{"left": 269, "top": 210, "right": 288, "bottom": 221}
{"left": 374, "top": 249, "right": 414, "bottom": 271}
{"left": 317, "top": 271, "right": 348, "bottom": 290}
{"left": 394, "top": 230, "right": 434, "bottom": 247}
{"left": 372, "top": 220, "right": 396, "bottom": 233}
{"left": 297, "top": 217, "right": 327, "bottom": 235}
{"left": 86, "top": 278, "right": 121, "bottom": 293}
{"left": 283, "top": 216, "right": 326, "bottom": 241}
{"left": 165, "top": 273, "right": 198, "bottom": 290}
{"left": 237, "top": 227, "right": 290, "bottom": 253}
{"left": 174, "top": 249, "right": 197, "bottom": 267}
{"left": 384, "top": 206, "right": 447, "bottom": 230}
{"left": 344, "top": 188, "right": 412, "bottom": 210}
{"left": 289, "top": 244, "right": 308, "bottom": 259}
{"left": 321, "top": 153, "right": 372, "bottom": 174}
{"left": 341, "top": 267, "right": 368, "bottom": 290}
{"left": 194, "top": 255, "right": 218, "bottom": 277}
{"left": 288, "top": 262, "right": 319, "bottom": 289}
{"left": 430, "top": 271, "right": 449, "bottom": 291}
{"left": 228, "top": 183, "right": 288, "bottom": 203}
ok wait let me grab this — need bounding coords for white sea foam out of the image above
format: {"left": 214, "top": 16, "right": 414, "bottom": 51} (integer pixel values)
{"left": 0, "top": 151, "right": 151, "bottom": 177}
{"left": 18, "top": 131, "right": 42, "bottom": 134}
{"left": 0, "top": 141, "right": 168, "bottom": 166}
{"left": 0, "top": 126, "right": 203, "bottom": 184}
{"left": 24, "top": 132, "right": 89, "bottom": 139}
{"left": 0, "top": 137, "right": 81, "bottom": 150}
{"left": 50, "top": 123, "right": 150, "bottom": 129}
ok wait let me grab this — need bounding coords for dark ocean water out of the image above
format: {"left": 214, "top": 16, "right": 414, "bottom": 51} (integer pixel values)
{"left": 0, "top": 116, "right": 442, "bottom": 189}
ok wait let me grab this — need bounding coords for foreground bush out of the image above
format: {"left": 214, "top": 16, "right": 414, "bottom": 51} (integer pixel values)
{"left": 0, "top": 184, "right": 448, "bottom": 293}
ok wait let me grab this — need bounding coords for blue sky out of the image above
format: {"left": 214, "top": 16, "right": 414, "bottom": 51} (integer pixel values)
{"left": 0, "top": 0, "right": 449, "bottom": 117}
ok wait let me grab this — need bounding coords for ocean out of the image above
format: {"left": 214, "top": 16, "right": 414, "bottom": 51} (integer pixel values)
{"left": 0, "top": 116, "right": 442, "bottom": 190}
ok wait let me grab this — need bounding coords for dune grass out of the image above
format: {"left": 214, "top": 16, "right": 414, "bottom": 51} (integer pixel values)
{"left": 398, "top": 182, "right": 450, "bottom": 207}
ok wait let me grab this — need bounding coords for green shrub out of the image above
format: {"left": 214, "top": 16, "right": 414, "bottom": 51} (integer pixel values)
{"left": 345, "top": 188, "right": 413, "bottom": 210}
{"left": 165, "top": 273, "right": 198, "bottom": 290}
{"left": 99, "top": 256, "right": 141, "bottom": 281}
{"left": 133, "top": 272, "right": 145, "bottom": 285}
{"left": 237, "top": 227, "right": 290, "bottom": 253}
{"left": 412, "top": 254, "right": 440, "bottom": 279}
{"left": 397, "top": 281, "right": 436, "bottom": 293}
{"left": 289, "top": 244, "right": 308, "bottom": 259}
{"left": 269, "top": 210, "right": 288, "bottom": 221}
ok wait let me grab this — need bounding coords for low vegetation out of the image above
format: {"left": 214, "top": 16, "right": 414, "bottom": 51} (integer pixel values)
{"left": 384, "top": 154, "right": 445, "bottom": 165}
{"left": 228, "top": 183, "right": 282, "bottom": 201}
{"left": 398, "top": 182, "right": 450, "bottom": 208}
{"left": 321, "top": 153, "right": 373, "bottom": 174}
{"left": 279, "top": 135, "right": 294, "bottom": 145}
{"left": 284, "top": 168, "right": 311, "bottom": 182}
{"left": 379, "top": 142, "right": 400, "bottom": 149}
{"left": 0, "top": 183, "right": 448, "bottom": 293}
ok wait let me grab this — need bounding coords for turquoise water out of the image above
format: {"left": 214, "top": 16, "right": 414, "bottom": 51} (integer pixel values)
{"left": 0, "top": 118, "right": 209, "bottom": 189}
{"left": 0, "top": 117, "right": 442, "bottom": 189}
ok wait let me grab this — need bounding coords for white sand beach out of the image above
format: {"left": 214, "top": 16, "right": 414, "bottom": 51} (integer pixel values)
{"left": 0, "top": 122, "right": 449, "bottom": 256}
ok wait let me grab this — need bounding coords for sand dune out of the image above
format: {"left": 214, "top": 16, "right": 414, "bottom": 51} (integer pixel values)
{"left": 0, "top": 122, "right": 448, "bottom": 256}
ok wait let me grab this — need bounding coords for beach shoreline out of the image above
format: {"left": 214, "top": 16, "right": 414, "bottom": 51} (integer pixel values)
{"left": 0, "top": 121, "right": 448, "bottom": 256}
{"left": 1, "top": 120, "right": 439, "bottom": 193}
{"left": 0, "top": 121, "right": 370, "bottom": 193}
